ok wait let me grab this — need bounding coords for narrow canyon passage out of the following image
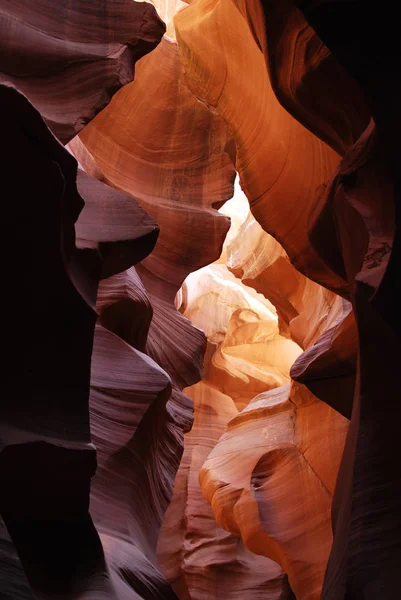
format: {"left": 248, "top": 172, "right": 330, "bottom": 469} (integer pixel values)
{"left": 157, "top": 183, "right": 348, "bottom": 600}
{"left": 0, "top": 1, "right": 400, "bottom": 599}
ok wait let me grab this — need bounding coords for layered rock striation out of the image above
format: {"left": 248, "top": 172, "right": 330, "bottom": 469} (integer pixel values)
{"left": 1, "top": 0, "right": 399, "bottom": 598}
{"left": 158, "top": 192, "right": 348, "bottom": 599}
{"left": 0, "top": 0, "right": 165, "bottom": 143}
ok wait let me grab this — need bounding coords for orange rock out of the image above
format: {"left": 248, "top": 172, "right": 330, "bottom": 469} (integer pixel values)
{"left": 159, "top": 192, "right": 347, "bottom": 598}
{"left": 200, "top": 382, "right": 348, "bottom": 600}
{"left": 158, "top": 380, "right": 284, "bottom": 600}
{"left": 174, "top": 0, "right": 346, "bottom": 294}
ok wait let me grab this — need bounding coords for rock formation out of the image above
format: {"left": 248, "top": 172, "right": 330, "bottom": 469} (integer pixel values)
{"left": 0, "top": 2, "right": 176, "bottom": 597}
{"left": 199, "top": 379, "right": 348, "bottom": 600}
{"left": 1, "top": 0, "right": 400, "bottom": 599}
{"left": 173, "top": 1, "right": 401, "bottom": 597}
{"left": 69, "top": 17, "right": 236, "bottom": 600}
{"left": 0, "top": 0, "right": 165, "bottom": 143}
{"left": 157, "top": 192, "right": 348, "bottom": 599}
{"left": 158, "top": 380, "right": 285, "bottom": 600}
{"left": 174, "top": 0, "right": 343, "bottom": 294}
{"left": 0, "top": 82, "right": 154, "bottom": 599}
{"left": 225, "top": 212, "right": 357, "bottom": 419}
{"left": 157, "top": 237, "right": 290, "bottom": 597}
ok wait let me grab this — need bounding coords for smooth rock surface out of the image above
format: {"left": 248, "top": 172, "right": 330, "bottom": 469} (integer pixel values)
{"left": 0, "top": 0, "right": 165, "bottom": 143}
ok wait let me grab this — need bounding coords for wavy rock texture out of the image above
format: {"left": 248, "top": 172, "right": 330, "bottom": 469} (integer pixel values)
{"left": 158, "top": 380, "right": 284, "bottom": 600}
{"left": 143, "top": 1, "right": 188, "bottom": 37}
{"left": 182, "top": 0, "right": 359, "bottom": 421}
{"left": 157, "top": 205, "right": 292, "bottom": 596}
{"left": 301, "top": 94, "right": 400, "bottom": 600}
{"left": 75, "top": 170, "right": 159, "bottom": 279}
{"left": 258, "top": 0, "right": 370, "bottom": 156}
{"left": 200, "top": 381, "right": 348, "bottom": 600}
{"left": 76, "top": 35, "right": 235, "bottom": 337}
{"left": 226, "top": 213, "right": 345, "bottom": 350}
{"left": 0, "top": 16, "right": 176, "bottom": 596}
{"left": 290, "top": 306, "right": 357, "bottom": 420}
{"left": 175, "top": 1, "right": 401, "bottom": 598}
{"left": 0, "top": 0, "right": 165, "bottom": 143}
{"left": 262, "top": 2, "right": 401, "bottom": 597}
{"left": 1, "top": 2, "right": 233, "bottom": 598}
{"left": 89, "top": 322, "right": 180, "bottom": 599}
{"left": 225, "top": 212, "right": 357, "bottom": 418}
{"left": 0, "top": 83, "right": 157, "bottom": 599}
{"left": 158, "top": 192, "right": 348, "bottom": 599}
{"left": 71, "top": 26, "right": 236, "bottom": 599}
{"left": 3, "top": 0, "right": 399, "bottom": 599}
{"left": 174, "top": 0, "right": 346, "bottom": 295}
{"left": 72, "top": 131, "right": 182, "bottom": 599}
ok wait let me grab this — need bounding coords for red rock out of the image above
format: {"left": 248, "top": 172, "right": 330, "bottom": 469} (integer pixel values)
{"left": 0, "top": 0, "right": 165, "bottom": 143}
{"left": 2, "top": 1, "right": 400, "bottom": 598}
{"left": 0, "top": 83, "right": 104, "bottom": 598}
{"left": 0, "top": 83, "right": 162, "bottom": 599}
{"left": 200, "top": 382, "right": 348, "bottom": 600}
{"left": 75, "top": 29, "right": 235, "bottom": 599}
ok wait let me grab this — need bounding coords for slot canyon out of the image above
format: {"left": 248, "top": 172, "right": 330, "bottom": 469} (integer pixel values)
{"left": 0, "top": 1, "right": 400, "bottom": 599}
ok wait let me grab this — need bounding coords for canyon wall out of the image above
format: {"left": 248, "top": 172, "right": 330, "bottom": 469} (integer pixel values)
{"left": 1, "top": 1, "right": 400, "bottom": 599}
